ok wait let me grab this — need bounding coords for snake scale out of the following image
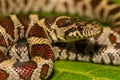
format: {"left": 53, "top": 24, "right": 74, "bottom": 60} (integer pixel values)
{"left": 0, "top": 0, "right": 120, "bottom": 80}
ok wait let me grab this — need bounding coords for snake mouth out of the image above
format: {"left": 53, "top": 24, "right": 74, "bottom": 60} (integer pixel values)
{"left": 79, "top": 20, "right": 102, "bottom": 38}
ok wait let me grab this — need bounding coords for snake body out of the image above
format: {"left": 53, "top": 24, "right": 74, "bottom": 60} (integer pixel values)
{"left": 0, "top": 0, "right": 120, "bottom": 80}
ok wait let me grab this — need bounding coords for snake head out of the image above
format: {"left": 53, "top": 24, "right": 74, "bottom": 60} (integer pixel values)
{"left": 66, "top": 21, "right": 101, "bottom": 39}
{"left": 39, "top": 16, "right": 102, "bottom": 42}
{"left": 55, "top": 16, "right": 102, "bottom": 42}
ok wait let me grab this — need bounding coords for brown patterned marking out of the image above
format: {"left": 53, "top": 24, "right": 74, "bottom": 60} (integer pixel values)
{"left": 108, "top": 7, "right": 120, "bottom": 16}
{"left": 115, "top": 43, "right": 120, "bottom": 49}
{"left": 107, "top": 1, "right": 114, "bottom": 5}
{"left": 7, "top": 38, "right": 13, "bottom": 46}
{"left": 24, "top": 0, "right": 28, "bottom": 4}
{"left": 45, "top": 0, "right": 50, "bottom": 5}
{"left": 82, "top": 4, "right": 86, "bottom": 12}
{"left": 4, "top": 0, "right": 9, "bottom": 10}
{"left": 0, "top": 33, "right": 7, "bottom": 47}
{"left": 0, "top": 1, "right": 1, "bottom": 13}
{"left": 108, "top": 33, "right": 116, "bottom": 44}
{"left": 28, "top": 23, "right": 47, "bottom": 38}
{"left": 0, "top": 16, "right": 15, "bottom": 39}
{"left": 45, "top": 17, "right": 56, "bottom": 30}
{"left": 17, "top": 15, "right": 30, "bottom": 34}
{"left": 91, "top": 0, "right": 104, "bottom": 17}
{"left": 0, "top": 51, "right": 7, "bottom": 63}
{"left": 114, "top": 17, "right": 120, "bottom": 23}
{"left": 0, "top": 69, "right": 9, "bottom": 80}
{"left": 113, "top": 25, "right": 120, "bottom": 28}
{"left": 90, "top": 0, "right": 101, "bottom": 9}
{"left": 16, "top": 27, "right": 21, "bottom": 39}
{"left": 100, "top": 8, "right": 105, "bottom": 18}
{"left": 31, "top": 44, "right": 54, "bottom": 60}
{"left": 40, "top": 64, "right": 49, "bottom": 79}
{"left": 113, "top": 27, "right": 120, "bottom": 34}
{"left": 63, "top": 2, "right": 68, "bottom": 11}
{"left": 14, "top": 61, "right": 37, "bottom": 80}
{"left": 56, "top": 18, "right": 72, "bottom": 28}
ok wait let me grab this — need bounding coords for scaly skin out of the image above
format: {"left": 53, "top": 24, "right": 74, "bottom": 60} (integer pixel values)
{"left": 0, "top": 0, "right": 120, "bottom": 80}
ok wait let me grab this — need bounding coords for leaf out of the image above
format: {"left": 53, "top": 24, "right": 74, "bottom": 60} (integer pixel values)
{"left": 49, "top": 61, "right": 120, "bottom": 80}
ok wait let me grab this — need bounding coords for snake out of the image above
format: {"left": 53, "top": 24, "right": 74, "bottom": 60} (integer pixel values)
{"left": 0, "top": 0, "right": 120, "bottom": 80}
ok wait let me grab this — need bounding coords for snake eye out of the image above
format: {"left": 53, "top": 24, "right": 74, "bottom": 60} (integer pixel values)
{"left": 71, "top": 27, "right": 76, "bottom": 31}
{"left": 65, "top": 27, "right": 76, "bottom": 36}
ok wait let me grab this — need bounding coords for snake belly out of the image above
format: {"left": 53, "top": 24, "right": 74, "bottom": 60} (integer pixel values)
{"left": 0, "top": 0, "right": 120, "bottom": 80}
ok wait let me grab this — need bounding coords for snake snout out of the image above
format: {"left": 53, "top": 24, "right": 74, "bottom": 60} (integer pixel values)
{"left": 84, "top": 21, "right": 102, "bottom": 36}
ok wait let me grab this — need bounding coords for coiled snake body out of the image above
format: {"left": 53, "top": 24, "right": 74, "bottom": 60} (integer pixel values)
{"left": 0, "top": 0, "right": 120, "bottom": 80}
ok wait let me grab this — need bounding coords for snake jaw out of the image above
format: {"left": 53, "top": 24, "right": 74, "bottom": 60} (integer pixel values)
{"left": 84, "top": 21, "right": 102, "bottom": 36}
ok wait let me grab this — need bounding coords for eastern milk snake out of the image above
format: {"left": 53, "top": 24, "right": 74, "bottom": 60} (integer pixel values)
{"left": 0, "top": 0, "right": 120, "bottom": 80}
